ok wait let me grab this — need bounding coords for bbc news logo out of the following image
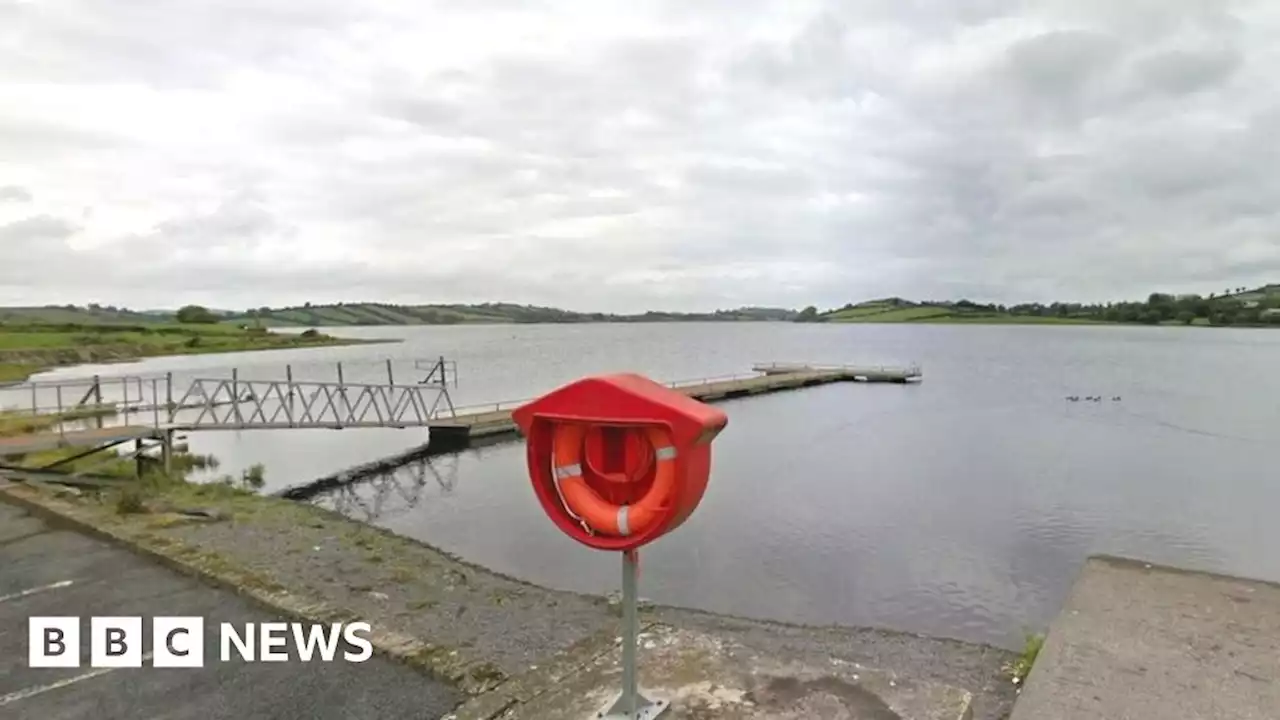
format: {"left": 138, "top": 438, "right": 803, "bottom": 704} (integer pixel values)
{"left": 29, "top": 617, "right": 373, "bottom": 668}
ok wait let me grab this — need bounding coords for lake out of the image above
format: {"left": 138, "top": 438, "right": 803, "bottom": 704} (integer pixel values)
{"left": 25, "top": 322, "right": 1280, "bottom": 648}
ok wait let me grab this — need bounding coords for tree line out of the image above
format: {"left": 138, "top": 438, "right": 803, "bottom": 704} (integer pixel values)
{"left": 795, "top": 288, "right": 1280, "bottom": 326}
{"left": 1005, "top": 292, "right": 1280, "bottom": 325}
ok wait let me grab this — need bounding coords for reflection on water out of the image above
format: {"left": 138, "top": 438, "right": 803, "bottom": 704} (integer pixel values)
{"left": 19, "top": 323, "right": 1280, "bottom": 649}
{"left": 309, "top": 454, "right": 460, "bottom": 522}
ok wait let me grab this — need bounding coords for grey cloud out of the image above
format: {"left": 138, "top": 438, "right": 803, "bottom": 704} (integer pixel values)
{"left": 0, "top": 215, "right": 78, "bottom": 245}
{"left": 0, "top": 215, "right": 84, "bottom": 286}
{"left": 4, "top": 0, "right": 1280, "bottom": 311}
{"left": 0, "top": 186, "right": 32, "bottom": 203}
{"left": 0, "top": 0, "right": 366, "bottom": 88}
{"left": 1136, "top": 45, "right": 1242, "bottom": 96}
{"left": 1005, "top": 30, "right": 1123, "bottom": 103}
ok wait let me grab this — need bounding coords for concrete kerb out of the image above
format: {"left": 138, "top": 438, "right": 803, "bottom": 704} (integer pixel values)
{"left": 0, "top": 481, "right": 478, "bottom": 693}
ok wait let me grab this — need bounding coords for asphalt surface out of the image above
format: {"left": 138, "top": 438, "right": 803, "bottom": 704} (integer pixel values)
{"left": 0, "top": 502, "right": 461, "bottom": 720}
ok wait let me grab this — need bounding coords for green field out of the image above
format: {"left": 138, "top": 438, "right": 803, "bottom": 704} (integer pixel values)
{"left": 0, "top": 322, "right": 371, "bottom": 383}
{"left": 826, "top": 306, "right": 958, "bottom": 323}
{"left": 920, "top": 314, "right": 1111, "bottom": 325}
{"left": 825, "top": 307, "right": 1118, "bottom": 325}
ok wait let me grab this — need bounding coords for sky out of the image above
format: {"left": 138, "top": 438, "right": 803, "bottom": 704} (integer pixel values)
{"left": 2, "top": 0, "right": 1280, "bottom": 313}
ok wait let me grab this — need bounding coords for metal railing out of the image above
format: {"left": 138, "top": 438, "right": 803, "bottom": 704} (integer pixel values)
{"left": 0, "top": 357, "right": 459, "bottom": 434}
{"left": 0, "top": 374, "right": 169, "bottom": 439}
{"left": 173, "top": 375, "right": 449, "bottom": 430}
{"left": 439, "top": 371, "right": 766, "bottom": 418}
{"left": 753, "top": 361, "right": 923, "bottom": 376}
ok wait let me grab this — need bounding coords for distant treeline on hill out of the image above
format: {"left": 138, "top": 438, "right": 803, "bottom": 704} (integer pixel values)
{"left": 8, "top": 286, "right": 1280, "bottom": 330}
{"left": 227, "top": 302, "right": 798, "bottom": 326}
{"left": 0, "top": 302, "right": 799, "bottom": 328}
{"left": 797, "top": 285, "right": 1280, "bottom": 326}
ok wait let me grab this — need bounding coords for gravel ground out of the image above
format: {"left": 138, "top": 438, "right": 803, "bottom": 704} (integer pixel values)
{"left": 1, "top": 478, "right": 1018, "bottom": 718}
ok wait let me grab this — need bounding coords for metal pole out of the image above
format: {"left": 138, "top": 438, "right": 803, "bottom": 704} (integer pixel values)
{"left": 30, "top": 383, "right": 37, "bottom": 416}
{"left": 598, "top": 549, "right": 668, "bottom": 719}
{"left": 337, "top": 362, "right": 351, "bottom": 423}
{"left": 166, "top": 372, "right": 174, "bottom": 424}
{"left": 232, "top": 368, "right": 242, "bottom": 425}
{"left": 386, "top": 359, "right": 395, "bottom": 385}
{"left": 621, "top": 549, "right": 639, "bottom": 717}
{"left": 122, "top": 377, "right": 130, "bottom": 424}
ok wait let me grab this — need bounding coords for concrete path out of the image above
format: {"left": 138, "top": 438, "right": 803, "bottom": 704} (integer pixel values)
{"left": 1011, "top": 555, "right": 1280, "bottom": 720}
{"left": 457, "top": 625, "right": 975, "bottom": 720}
{"left": 0, "top": 502, "right": 461, "bottom": 720}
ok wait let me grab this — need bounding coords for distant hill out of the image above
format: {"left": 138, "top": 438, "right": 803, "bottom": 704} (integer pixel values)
{"left": 0, "top": 305, "right": 161, "bottom": 325}
{"left": 0, "top": 302, "right": 798, "bottom": 327}
{"left": 799, "top": 285, "right": 1280, "bottom": 327}
{"left": 224, "top": 303, "right": 798, "bottom": 326}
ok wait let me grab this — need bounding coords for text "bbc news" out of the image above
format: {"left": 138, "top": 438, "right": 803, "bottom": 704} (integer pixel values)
{"left": 29, "top": 617, "right": 373, "bottom": 668}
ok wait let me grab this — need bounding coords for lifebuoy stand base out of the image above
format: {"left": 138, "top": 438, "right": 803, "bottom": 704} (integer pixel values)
{"left": 596, "top": 549, "right": 670, "bottom": 720}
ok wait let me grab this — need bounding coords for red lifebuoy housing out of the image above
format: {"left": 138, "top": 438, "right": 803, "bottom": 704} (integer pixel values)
{"left": 551, "top": 423, "right": 677, "bottom": 537}
{"left": 511, "top": 372, "right": 727, "bottom": 551}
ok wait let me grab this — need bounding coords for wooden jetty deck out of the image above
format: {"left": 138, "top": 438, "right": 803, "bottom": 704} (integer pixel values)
{"left": 428, "top": 363, "right": 920, "bottom": 446}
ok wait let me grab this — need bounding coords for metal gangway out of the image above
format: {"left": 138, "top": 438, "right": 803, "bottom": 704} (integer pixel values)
{"left": 0, "top": 358, "right": 460, "bottom": 457}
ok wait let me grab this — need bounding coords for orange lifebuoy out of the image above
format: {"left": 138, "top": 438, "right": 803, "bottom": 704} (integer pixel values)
{"left": 551, "top": 423, "right": 677, "bottom": 537}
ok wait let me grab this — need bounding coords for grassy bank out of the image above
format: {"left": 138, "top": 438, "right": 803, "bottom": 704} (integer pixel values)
{"left": 0, "top": 363, "right": 41, "bottom": 383}
{"left": 0, "top": 405, "right": 118, "bottom": 437}
{"left": 0, "top": 405, "right": 223, "bottom": 482}
{"left": 0, "top": 322, "right": 379, "bottom": 383}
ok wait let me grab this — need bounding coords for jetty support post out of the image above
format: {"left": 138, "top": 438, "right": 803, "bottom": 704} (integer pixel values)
{"left": 93, "top": 375, "right": 104, "bottom": 429}
{"left": 166, "top": 372, "right": 175, "bottom": 424}
{"left": 134, "top": 438, "right": 144, "bottom": 479}
{"left": 162, "top": 429, "right": 174, "bottom": 476}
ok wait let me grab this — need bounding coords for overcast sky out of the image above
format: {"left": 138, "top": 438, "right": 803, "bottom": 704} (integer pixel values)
{"left": 2, "top": 0, "right": 1279, "bottom": 313}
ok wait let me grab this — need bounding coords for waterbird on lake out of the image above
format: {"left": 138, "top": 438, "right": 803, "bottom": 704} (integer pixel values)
{"left": 1112, "top": 396, "right": 1121, "bottom": 401}
{"left": 1066, "top": 396, "right": 1080, "bottom": 401}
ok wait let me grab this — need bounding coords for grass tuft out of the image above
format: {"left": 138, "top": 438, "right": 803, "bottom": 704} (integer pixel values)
{"left": 1005, "top": 632, "right": 1046, "bottom": 685}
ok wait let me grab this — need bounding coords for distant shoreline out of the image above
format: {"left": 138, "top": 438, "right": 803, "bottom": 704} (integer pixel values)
{"left": 0, "top": 325, "right": 384, "bottom": 384}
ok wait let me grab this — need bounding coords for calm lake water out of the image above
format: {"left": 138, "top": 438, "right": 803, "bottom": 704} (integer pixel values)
{"left": 24, "top": 323, "right": 1280, "bottom": 648}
